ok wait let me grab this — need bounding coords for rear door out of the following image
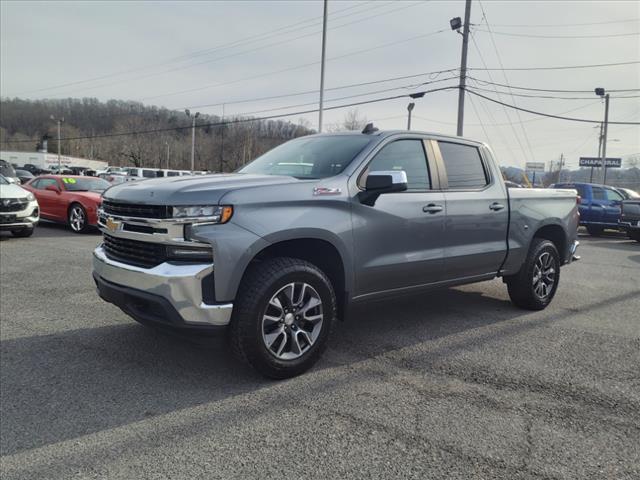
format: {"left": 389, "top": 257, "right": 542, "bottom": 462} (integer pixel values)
{"left": 603, "top": 187, "right": 624, "bottom": 224}
{"left": 351, "top": 137, "right": 447, "bottom": 297}
{"left": 435, "top": 141, "right": 509, "bottom": 280}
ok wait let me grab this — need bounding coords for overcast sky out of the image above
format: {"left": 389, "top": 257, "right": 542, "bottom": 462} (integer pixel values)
{"left": 1, "top": 0, "right": 639, "bottom": 168}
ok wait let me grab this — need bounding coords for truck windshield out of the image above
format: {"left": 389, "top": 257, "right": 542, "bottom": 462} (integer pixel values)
{"left": 238, "top": 135, "right": 372, "bottom": 179}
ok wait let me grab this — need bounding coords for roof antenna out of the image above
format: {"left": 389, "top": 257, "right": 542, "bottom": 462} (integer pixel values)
{"left": 362, "top": 123, "right": 378, "bottom": 134}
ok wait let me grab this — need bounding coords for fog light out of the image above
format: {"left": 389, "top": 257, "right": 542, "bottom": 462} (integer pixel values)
{"left": 166, "top": 245, "right": 213, "bottom": 263}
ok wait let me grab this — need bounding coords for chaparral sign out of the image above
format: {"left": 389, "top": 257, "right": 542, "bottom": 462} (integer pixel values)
{"left": 579, "top": 157, "right": 622, "bottom": 168}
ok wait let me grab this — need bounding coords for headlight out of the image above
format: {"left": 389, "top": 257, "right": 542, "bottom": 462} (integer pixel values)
{"left": 26, "top": 193, "right": 35, "bottom": 201}
{"left": 172, "top": 205, "right": 233, "bottom": 223}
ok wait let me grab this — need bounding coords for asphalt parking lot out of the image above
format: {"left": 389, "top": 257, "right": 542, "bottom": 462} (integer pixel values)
{"left": 0, "top": 223, "right": 638, "bottom": 479}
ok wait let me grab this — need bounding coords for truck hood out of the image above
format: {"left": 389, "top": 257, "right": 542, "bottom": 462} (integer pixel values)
{"left": 102, "top": 173, "right": 303, "bottom": 205}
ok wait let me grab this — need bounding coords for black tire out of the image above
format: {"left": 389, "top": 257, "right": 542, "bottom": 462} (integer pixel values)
{"left": 11, "top": 227, "right": 34, "bottom": 238}
{"left": 229, "top": 257, "right": 336, "bottom": 379}
{"left": 628, "top": 230, "right": 640, "bottom": 242}
{"left": 505, "top": 238, "right": 560, "bottom": 311}
{"left": 68, "top": 203, "right": 89, "bottom": 233}
{"left": 586, "top": 225, "right": 604, "bottom": 236}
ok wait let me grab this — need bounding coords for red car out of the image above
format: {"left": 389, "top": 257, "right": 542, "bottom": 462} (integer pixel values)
{"left": 23, "top": 175, "right": 110, "bottom": 233}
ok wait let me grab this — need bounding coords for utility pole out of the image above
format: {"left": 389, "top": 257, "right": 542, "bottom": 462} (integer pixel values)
{"left": 454, "top": 0, "right": 472, "bottom": 137}
{"left": 185, "top": 109, "right": 199, "bottom": 172}
{"left": 592, "top": 122, "right": 604, "bottom": 183}
{"left": 407, "top": 102, "right": 415, "bottom": 130}
{"left": 165, "top": 141, "right": 170, "bottom": 170}
{"left": 558, "top": 153, "right": 565, "bottom": 183}
{"left": 219, "top": 103, "right": 225, "bottom": 173}
{"left": 318, "top": 0, "right": 328, "bottom": 133}
{"left": 601, "top": 94, "right": 610, "bottom": 185}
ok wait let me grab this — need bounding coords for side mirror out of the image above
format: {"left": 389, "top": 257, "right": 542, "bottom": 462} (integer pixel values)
{"left": 45, "top": 184, "right": 60, "bottom": 193}
{"left": 360, "top": 170, "right": 408, "bottom": 206}
{"left": 365, "top": 170, "right": 408, "bottom": 193}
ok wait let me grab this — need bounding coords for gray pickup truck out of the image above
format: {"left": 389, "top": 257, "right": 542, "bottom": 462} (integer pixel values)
{"left": 93, "top": 128, "right": 580, "bottom": 378}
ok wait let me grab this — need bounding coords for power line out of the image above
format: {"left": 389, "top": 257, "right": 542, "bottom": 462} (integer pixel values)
{"left": 473, "top": 29, "right": 640, "bottom": 39}
{"left": 464, "top": 88, "right": 640, "bottom": 125}
{"left": 0, "top": 86, "right": 457, "bottom": 144}
{"left": 468, "top": 30, "right": 531, "bottom": 162}
{"left": 13, "top": 0, "right": 379, "bottom": 95}
{"left": 488, "top": 18, "right": 640, "bottom": 28}
{"left": 466, "top": 84, "right": 640, "bottom": 100}
{"left": 47, "top": 1, "right": 428, "bottom": 98}
{"left": 468, "top": 60, "right": 640, "bottom": 72}
{"left": 466, "top": 77, "right": 640, "bottom": 94}
{"left": 474, "top": 2, "right": 536, "bottom": 163}
{"left": 142, "top": 28, "right": 450, "bottom": 102}
{"left": 183, "top": 75, "right": 459, "bottom": 110}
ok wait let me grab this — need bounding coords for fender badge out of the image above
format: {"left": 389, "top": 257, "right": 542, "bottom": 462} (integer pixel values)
{"left": 105, "top": 217, "right": 121, "bottom": 233}
{"left": 313, "top": 187, "right": 342, "bottom": 196}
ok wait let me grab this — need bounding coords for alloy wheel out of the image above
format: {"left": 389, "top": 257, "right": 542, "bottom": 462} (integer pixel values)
{"left": 532, "top": 251, "right": 556, "bottom": 299}
{"left": 261, "top": 282, "right": 324, "bottom": 360}
{"left": 69, "top": 206, "right": 85, "bottom": 232}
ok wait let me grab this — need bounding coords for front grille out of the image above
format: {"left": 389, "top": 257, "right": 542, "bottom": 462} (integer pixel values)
{"left": 103, "top": 233, "right": 167, "bottom": 268}
{"left": 0, "top": 198, "right": 28, "bottom": 212}
{"left": 102, "top": 200, "right": 170, "bottom": 219}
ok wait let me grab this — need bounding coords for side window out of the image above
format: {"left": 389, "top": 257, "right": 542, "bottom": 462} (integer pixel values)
{"left": 592, "top": 187, "right": 606, "bottom": 201}
{"left": 38, "top": 178, "right": 58, "bottom": 190}
{"left": 167, "top": 171, "right": 180, "bottom": 177}
{"left": 362, "top": 140, "right": 430, "bottom": 190}
{"left": 574, "top": 185, "right": 587, "bottom": 197}
{"left": 30, "top": 179, "right": 41, "bottom": 189}
{"left": 142, "top": 170, "right": 156, "bottom": 178}
{"left": 605, "top": 189, "right": 623, "bottom": 202}
{"left": 438, "top": 141, "right": 488, "bottom": 189}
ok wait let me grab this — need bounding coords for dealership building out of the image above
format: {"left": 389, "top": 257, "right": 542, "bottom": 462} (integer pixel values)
{"left": 0, "top": 150, "right": 108, "bottom": 171}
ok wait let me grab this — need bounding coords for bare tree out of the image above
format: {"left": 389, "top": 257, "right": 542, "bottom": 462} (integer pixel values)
{"left": 342, "top": 108, "right": 367, "bottom": 131}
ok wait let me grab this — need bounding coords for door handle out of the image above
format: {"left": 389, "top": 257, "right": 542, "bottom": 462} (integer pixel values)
{"left": 489, "top": 202, "right": 505, "bottom": 211}
{"left": 423, "top": 204, "right": 443, "bottom": 214}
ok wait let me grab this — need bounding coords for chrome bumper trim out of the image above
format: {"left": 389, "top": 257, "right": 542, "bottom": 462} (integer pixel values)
{"left": 93, "top": 245, "right": 232, "bottom": 326}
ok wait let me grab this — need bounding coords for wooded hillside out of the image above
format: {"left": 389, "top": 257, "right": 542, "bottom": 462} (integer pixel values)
{"left": 0, "top": 98, "right": 314, "bottom": 171}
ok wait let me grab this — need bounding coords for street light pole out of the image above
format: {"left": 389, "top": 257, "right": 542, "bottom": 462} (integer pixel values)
{"left": 318, "top": 0, "right": 328, "bottom": 133}
{"left": 407, "top": 102, "right": 415, "bottom": 130}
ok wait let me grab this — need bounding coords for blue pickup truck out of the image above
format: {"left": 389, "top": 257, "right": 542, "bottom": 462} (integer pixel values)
{"left": 552, "top": 182, "right": 626, "bottom": 235}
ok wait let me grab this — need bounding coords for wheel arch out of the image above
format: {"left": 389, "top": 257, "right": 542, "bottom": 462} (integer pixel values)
{"left": 238, "top": 234, "right": 351, "bottom": 320}
{"left": 532, "top": 223, "right": 567, "bottom": 261}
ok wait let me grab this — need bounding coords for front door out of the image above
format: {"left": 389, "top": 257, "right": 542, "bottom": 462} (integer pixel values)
{"left": 351, "top": 138, "right": 446, "bottom": 298}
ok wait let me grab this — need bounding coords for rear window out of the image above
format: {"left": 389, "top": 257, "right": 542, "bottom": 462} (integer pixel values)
{"left": 438, "top": 142, "right": 488, "bottom": 189}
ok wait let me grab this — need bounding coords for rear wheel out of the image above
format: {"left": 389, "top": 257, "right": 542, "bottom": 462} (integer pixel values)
{"left": 586, "top": 225, "right": 604, "bottom": 236}
{"left": 506, "top": 238, "right": 560, "bottom": 311}
{"left": 11, "top": 227, "right": 34, "bottom": 238}
{"left": 68, "top": 203, "right": 89, "bottom": 233}
{"left": 229, "top": 257, "right": 336, "bottom": 379}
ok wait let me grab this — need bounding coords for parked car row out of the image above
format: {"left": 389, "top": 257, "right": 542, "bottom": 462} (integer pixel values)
{"left": 550, "top": 182, "right": 640, "bottom": 241}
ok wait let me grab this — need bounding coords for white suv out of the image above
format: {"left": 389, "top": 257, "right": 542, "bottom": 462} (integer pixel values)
{"left": 0, "top": 174, "right": 39, "bottom": 237}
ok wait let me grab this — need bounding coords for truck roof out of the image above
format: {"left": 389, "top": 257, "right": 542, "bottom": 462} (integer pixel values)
{"left": 310, "top": 129, "right": 486, "bottom": 146}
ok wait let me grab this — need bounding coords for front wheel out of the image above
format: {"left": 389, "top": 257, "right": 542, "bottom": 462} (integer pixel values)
{"left": 68, "top": 203, "right": 89, "bottom": 233}
{"left": 506, "top": 238, "right": 560, "bottom": 311}
{"left": 229, "top": 257, "right": 336, "bottom": 379}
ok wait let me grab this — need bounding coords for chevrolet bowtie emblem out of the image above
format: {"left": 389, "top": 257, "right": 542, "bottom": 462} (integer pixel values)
{"left": 105, "top": 217, "right": 121, "bottom": 233}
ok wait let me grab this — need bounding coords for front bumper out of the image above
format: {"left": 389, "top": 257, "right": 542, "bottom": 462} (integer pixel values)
{"left": 619, "top": 219, "right": 640, "bottom": 231}
{"left": 93, "top": 245, "right": 233, "bottom": 328}
{"left": 0, "top": 202, "right": 39, "bottom": 230}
